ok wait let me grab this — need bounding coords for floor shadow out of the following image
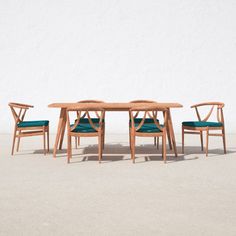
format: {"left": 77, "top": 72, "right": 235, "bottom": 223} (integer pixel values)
{"left": 28, "top": 144, "right": 236, "bottom": 163}
{"left": 83, "top": 144, "right": 178, "bottom": 155}
{"left": 182, "top": 146, "right": 236, "bottom": 156}
{"left": 33, "top": 149, "right": 67, "bottom": 155}
{"left": 69, "top": 155, "right": 126, "bottom": 164}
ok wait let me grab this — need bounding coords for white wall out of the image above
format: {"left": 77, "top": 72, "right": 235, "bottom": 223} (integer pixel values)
{"left": 0, "top": 0, "right": 236, "bottom": 134}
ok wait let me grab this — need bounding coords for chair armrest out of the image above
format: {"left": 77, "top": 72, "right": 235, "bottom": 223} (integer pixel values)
{"left": 191, "top": 102, "right": 224, "bottom": 108}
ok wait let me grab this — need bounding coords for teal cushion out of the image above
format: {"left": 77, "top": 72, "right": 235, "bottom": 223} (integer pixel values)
{"left": 182, "top": 121, "right": 223, "bottom": 128}
{"left": 75, "top": 118, "right": 104, "bottom": 124}
{"left": 133, "top": 118, "right": 159, "bottom": 124}
{"left": 134, "top": 123, "right": 163, "bottom": 133}
{"left": 17, "top": 120, "right": 49, "bottom": 128}
{"left": 71, "top": 123, "right": 98, "bottom": 133}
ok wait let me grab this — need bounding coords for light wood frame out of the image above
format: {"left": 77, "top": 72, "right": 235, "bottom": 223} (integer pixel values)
{"left": 66, "top": 107, "right": 105, "bottom": 163}
{"left": 129, "top": 100, "right": 172, "bottom": 150}
{"left": 130, "top": 106, "right": 168, "bottom": 163}
{"left": 129, "top": 100, "right": 159, "bottom": 148}
{"left": 182, "top": 102, "right": 226, "bottom": 156}
{"left": 75, "top": 100, "right": 105, "bottom": 149}
{"left": 48, "top": 102, "right": 182, "bottom": 158}
{"left": 9, "top": 102, "right": 49, "bottom": 155}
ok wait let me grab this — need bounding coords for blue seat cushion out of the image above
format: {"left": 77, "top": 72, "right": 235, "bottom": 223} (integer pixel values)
{"left": 182, "top": 121, "right": 223, "bottom": 128}
{"left": 133, "top": 118, "right": 159, "bottom": 124}
{"left": 17, "top": 120, "right": 49, "bottom": 128}
{"left": 71, "top": 123, "right": 98, "bottom": 133}
{"left": 134, "top": 123, "right": 163, "bottom": 133}
{"left": 75, "top": 118, "right": 104, "bottom": 124}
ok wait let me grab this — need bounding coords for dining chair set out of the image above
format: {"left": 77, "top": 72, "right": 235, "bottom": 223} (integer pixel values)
{"left": 8, "top": 100, "right": 227, "bottom": 163}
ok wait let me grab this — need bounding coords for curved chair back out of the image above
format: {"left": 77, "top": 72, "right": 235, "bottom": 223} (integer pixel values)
{"left": 8, "top": 102, "right": 33, "bottom": 125}
{"left": 130, "top": 106, "right": 167, "bottom": 133}
{"left": 77, "top": 100, "right": 105, "bottom": 119}
{"left": 129, "top": 100, "right": 157, "bottom": 119}
{"left": 129, "top": 100, "right": 157, "bottom": 103}
{"left": 191, "top": 102, "right": 225, "bottom": 124}
{"left": 77, "top": 100, "right": 104, "bottom": 103}
{"left": 67, "top": 107, "right": 105, "bottom": 133}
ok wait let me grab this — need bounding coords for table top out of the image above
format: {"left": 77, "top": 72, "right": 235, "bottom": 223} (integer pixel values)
{"left": 48, "top": 102, "right": 183, "bottom": 111}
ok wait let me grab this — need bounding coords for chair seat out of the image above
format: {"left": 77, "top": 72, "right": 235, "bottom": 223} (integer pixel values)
{"left": 71, "top": 123, "right": 98, "bottom": 133}
{"left": 75, "top": 118, "right": 104, "bottom": 124}
{"left": 182, "top": 121, "right": 223, "bottom": 128}
{"left": 17, "top": 120, "right": 49, "bottom": 128}
{"left": 134, "top": 123, "right": 163, "bottom": 133}
{"left": 133, "top": 118, "right": 159, "bottom": 124}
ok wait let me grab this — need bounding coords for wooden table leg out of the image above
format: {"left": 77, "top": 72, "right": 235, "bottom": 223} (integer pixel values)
{"left": 59, "top": 114, "right": 67, "bottom": 150}
{"left": 167, "top": 109, "right": 178, "bottom": 157}
{"left": 53, "top": 108, "right": 67, "bottom": 157}
{"left": 166, "top": 123, "right": 172, "bottom": 150}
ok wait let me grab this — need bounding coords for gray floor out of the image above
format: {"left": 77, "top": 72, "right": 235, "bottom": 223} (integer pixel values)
{"left": 0, "top": 134, "right": 236, "bottom": 236}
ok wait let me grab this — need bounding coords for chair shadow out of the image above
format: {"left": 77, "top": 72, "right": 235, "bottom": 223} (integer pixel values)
{"left": 28, "top": 143, "right": 236, "bottom": 164}
{"left": 70, "top": 144, "right": 195, "bottom": 164}
{"left": 182, "top": 146, "right": 236, "bottom": 156}
{"left": 69, "top": 155, "right": 126, "bottom": 164}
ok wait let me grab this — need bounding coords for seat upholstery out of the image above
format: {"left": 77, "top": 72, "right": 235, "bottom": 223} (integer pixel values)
{"left": 71, "top": 123, "right": 98, "bottom": 133}
{"left": 132, "top": 123, "right": 163, "bottom": 133}
{"left": 75, "top": 118, "right": 104, "bottom": 124}
{"left": 17, "top": 120, "right": 49, "bottom": 128}
{"left": 133, "top": 118, "right": 159, "bottom": 124}
{"left": 182, "top": 121, "right": 223, "bottom": 128}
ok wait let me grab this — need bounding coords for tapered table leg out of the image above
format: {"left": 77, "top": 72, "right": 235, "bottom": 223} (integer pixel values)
{"left": 59, "top": 114, "right": 67, "bottom": 150}
{"left": 53, "top": 108, "right": 67, "bottom": 157}
{"left": 167, "top": 109, "right": 178, "bottom": 157}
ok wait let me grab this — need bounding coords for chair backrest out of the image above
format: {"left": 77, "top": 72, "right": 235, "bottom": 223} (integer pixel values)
{"left": 129, "top": 100, "right": 157, "bottom": 103}
{"left": 77, "top": 100, "right": 105, "bottom": 118}
{"left": 67, "top": 107, "right": 105, "bottom": 133}
{"left": 77, "top": 100, "right": 104, "bottom": 103}
{"left": 8, "top": 102, "right": 33, "bottom": 125}
{"left": 130, "top": 106, "right": 167, "bottom": 132}
{"left": 129, "top": 100, "right": 157, "bottom": 119}
{"left": 191, "top": 102, "right": 225, "bottom": 124}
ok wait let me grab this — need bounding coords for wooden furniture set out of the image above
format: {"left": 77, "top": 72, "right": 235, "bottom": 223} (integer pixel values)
{"left": 8, "top": 101, "right": 227, "bottom": 163}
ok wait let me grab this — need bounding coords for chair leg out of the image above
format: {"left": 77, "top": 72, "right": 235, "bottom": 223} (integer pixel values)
{"left": 222, "top": 127, "right": 227, "bottom": 154}
{"left": 200, "top": 131, "right": 203, "bottom": 151}
{"left": 206, "top": 130, "right": 209, "bottom": 156}
{"left": 182, "top": 126, "right": 184, "bottom": 154}
{"left": 75, "top": 137, "right": 78, "bottom": 149}
{"left": 43, "top": 128, "right": 46, "bottom": 155}
{"left": 11, "top": 128, "right": 17, "bottom": 156}
{"left": 98, "top": 134, "right": 102, "bottom": 163}
{"left": 131, "top": 134, "right": 135, "bottom": 163}
{"left": 166, "top": 125, "right": 172, "bottom": 150}
{"left": 102, "top": 125, "right": 105, "bottom": 149}
{"left": 154, "top": 137, "right": 159, "bottom": 149}
{"left": 67, "top": 135, "right": 72, "bottom": 163}
{"left": 78, "top": 137, "right": 80, "bottom": 146}
{"left": 16, "top": 137, "right": 20, "bottom": 152}
{"left": 47, "top": 127, "right": 50, "bottom": 153}
{"left": 129, "top": 128, "right": 131, "bottom": 150}
{"left": 162, "top": 133, "right": 166, "bottom": 163}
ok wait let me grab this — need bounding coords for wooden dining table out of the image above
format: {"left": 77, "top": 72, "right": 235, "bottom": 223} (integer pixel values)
{"left": 48, "top": 102, "right": 183, "bottom": 157}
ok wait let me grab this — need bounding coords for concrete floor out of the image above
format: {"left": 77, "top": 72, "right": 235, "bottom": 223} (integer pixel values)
{"left": 0, "top": 133, "right": 236, "bottom": 236}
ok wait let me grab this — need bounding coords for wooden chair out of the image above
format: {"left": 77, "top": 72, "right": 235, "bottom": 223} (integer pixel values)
{"left": 182, "top": 102, "right": 226, "bottom": 156}
{"left": 75, "top": 100, "right": 105, "bottom": 149}
{"left": 130, "top": 106, "right": 168, "bottom": 163}
{"left": 9, "top": 102, "right": 49, "bottom": 155}
{"left": 66, "top": 107, "right": 105, "bottom": 163}
{"left": 129, "top": 100, "right": 160, "bottom": 148}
